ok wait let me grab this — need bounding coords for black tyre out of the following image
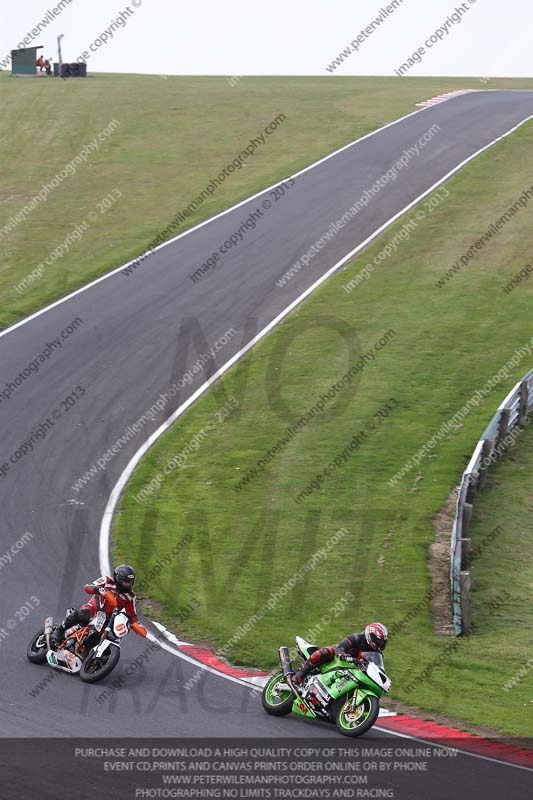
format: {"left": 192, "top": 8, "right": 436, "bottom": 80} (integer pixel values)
{"left": 262, "top": 673, "right": 295, "bottom": 716}
{"left": 27, "top": 629, "right": 48, "bottom": 664}
{"left": 80, "top": 643, "right": 120, "bottom": 683}
{"left": 333, "top": 694, "right": 380, "bottom": 737}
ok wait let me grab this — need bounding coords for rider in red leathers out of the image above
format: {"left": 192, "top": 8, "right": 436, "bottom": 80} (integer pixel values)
{"left": 52, "top": 564, "right": 147, "bottom": 646}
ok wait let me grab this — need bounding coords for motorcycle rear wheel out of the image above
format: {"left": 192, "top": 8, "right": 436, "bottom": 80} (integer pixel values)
{"left": 27, "top": 629, "right": 48, "bottom": 664}
{"left": 80, "top": 643, "right": 120, "bottom": 683}
{"left": 262, "top": 673, "right": 294, "bottom": 716}
{"left": 334, "top": 694, "right": 379, "bottom": 737}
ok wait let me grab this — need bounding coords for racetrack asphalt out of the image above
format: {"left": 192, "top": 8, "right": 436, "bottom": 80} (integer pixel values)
{"left": 1, "top": 90, "right": 532, "bottom": 797}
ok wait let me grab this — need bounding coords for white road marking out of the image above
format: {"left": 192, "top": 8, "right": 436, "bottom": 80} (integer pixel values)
{"left": 147, "top": 624, "right": 266, "bottom": 690}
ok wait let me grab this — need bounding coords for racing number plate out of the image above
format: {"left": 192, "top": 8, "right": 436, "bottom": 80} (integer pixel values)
{"left": 93, "top": 611, "right": 107, "bottom": 632}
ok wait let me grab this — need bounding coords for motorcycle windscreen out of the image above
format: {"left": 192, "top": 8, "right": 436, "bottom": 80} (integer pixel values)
{"left": 361, "top": 651, "right": 384, "bottom": 668}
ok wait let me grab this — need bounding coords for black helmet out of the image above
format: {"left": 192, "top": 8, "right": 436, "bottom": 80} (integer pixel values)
{"left": 114, "top": 564, "right": 135, "bottom": 593}
{"left": 364, "top": 622, "right": 388, "bottom": 652}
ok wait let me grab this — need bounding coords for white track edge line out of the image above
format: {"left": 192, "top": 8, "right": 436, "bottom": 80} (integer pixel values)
{"left": 2, "top": 92, "right": 478, "bottom": 343}
{"left": 145, "top": 629, "right": 264, "bottom": 690}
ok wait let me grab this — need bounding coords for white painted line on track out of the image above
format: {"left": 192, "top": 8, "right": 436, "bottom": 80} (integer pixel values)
{"left": 146, "top": 627, "right": 265, "bottom": 691}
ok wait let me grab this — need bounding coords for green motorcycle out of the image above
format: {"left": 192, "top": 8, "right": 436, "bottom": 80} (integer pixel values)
{"left": 262, "top": 636, "right": 391, "bottom": 737}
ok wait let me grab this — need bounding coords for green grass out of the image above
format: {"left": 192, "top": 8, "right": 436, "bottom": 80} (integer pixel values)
{"left": 2, "top": 72, "right": 533, "bottom": 330}
{"left": 462, "top": 421, "right": 533, "bottom": 727}
{"left": 113, "top": 99, "right": 533, "bottom": 737}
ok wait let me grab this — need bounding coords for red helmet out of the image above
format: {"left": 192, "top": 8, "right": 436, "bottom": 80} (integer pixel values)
{"left": 364, "top": 622, "right": 388, "bottom": 652}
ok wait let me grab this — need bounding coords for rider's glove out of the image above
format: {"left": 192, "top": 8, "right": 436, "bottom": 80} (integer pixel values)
{"left": 339, "top": 653, "right": 356, "bottom": 663}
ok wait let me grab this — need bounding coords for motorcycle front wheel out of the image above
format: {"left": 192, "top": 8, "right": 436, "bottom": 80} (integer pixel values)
{"left": 262, "top": 673, "right": 294, "bottom": 716}
{"left": 80, "top": 643, "right": 120, "bottom": 683}
{"left": 333, "top": 694, "right": 380, "bottom": 737}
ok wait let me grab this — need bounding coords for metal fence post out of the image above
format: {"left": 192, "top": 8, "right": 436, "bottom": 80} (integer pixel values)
{"left": 460, "top": 572, "right": 472, "bottom": 634}
{"left": 496, "top": 408, "right": 510, "bottom": 447}
{"left": 478, "top": 439, "right": 492, "bottom": 490}
{"left": 519, "top": 380, "right": 529, "bottom": 424}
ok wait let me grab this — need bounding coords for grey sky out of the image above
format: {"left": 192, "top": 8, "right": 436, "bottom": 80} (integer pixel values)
{"left": 1, "top": 0, "right": 531, "bottom": 77}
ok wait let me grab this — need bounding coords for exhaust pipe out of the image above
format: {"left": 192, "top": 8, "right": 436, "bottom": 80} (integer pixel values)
{"left": 278, "top": 646, "right": 301, "bottom": 696}
{"left": 44, "top": 617, "right": 53, "bottom": 651}
{"left": 278, "top": 646, "right": 293, "bottom": 678}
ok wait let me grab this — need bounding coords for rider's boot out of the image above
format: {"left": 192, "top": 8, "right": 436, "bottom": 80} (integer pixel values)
{"left": 51, "top": 608, "right": 79, "bottom": 648}
{"left": 50, "top": 626, "right": 64, "bottom": 649}
{"left": 293, "top": 660, "right": 314, "bottom": 685}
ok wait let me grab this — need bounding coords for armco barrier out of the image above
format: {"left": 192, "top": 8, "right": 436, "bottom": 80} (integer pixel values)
{"left": 451, "top": 368, "right": 533, "bottom": 634}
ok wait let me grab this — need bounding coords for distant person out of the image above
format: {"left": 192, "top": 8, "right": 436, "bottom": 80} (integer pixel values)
{"left": 44, "top": 59, "right": 52, "bottom": 76}
{"left": 36, "top": 55, "right": 45, "bottom": 72}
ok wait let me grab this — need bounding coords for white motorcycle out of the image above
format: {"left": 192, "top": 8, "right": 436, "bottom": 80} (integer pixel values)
{"left": 27, "top": 590, "right": 131, "bottom": 683}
